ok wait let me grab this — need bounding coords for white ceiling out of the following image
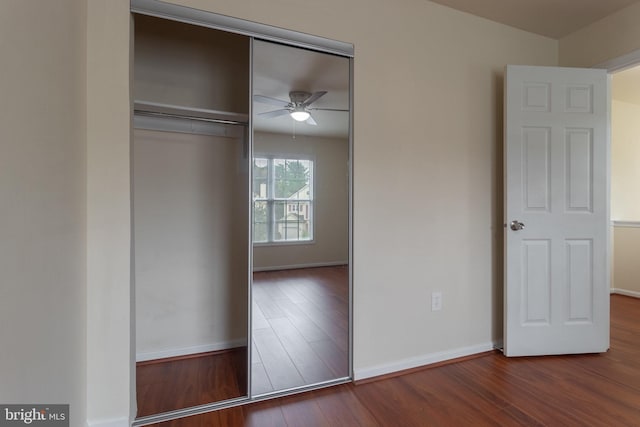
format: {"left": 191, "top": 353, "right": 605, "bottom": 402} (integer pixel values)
{"left": 252, "top": 40, "right": 350, "bottom": 139}
{"left": 427, "top": 0, "right": 640, "bottom": 39}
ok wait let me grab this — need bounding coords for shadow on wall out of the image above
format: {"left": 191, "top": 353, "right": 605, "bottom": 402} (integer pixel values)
{"left": 492, "top": 70, "right": 505, "bottom": 344}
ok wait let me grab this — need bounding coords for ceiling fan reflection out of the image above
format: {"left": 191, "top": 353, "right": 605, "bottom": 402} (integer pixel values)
{"left": 254, "top": 91, "right": 347, "bottom": 126}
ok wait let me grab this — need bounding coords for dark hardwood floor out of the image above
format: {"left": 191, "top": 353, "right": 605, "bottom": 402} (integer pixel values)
{"left": 146, "top": 294, "right": 640, "bottom": 426}
{"left": 252, "top": 266, "right": 349, "bottom": 394}
{"left": 136, "top": 347, "right": 247, "bottom": 417}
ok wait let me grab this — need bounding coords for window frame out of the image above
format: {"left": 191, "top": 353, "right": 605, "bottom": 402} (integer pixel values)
{"left": 252, "top": 155, "right": 315, "bottom": 246}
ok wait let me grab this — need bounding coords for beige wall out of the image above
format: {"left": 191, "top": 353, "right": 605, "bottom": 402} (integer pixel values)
{"left": 134, "top": 129, "right": 248, "bottom": 360}
{"left": 86, "top": 0, "right": 133, "bottom": 425}
{"left": 611, "top": 100, "right": 640, "bottom": 220}
{"left": 253, "top": 132, "right": 349, "bottom": 270}
{"left": 610, "top": 95, "right": 640, "bottom": 296}
{"left": 612, "top": 226, "right": 640, "bottom": 296}
{"left": 560, "top": 2, "right": 640, "bottom": 67}
{"left": 0, "top": 0, "right": 87, "bottom": 425}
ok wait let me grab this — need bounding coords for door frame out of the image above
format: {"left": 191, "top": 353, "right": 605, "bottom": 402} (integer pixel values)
{"left": 595, "top": 48, "right": 640, "bottom": 73}
{"left": 595, "top": 49, "right": 640, "bottom": 299}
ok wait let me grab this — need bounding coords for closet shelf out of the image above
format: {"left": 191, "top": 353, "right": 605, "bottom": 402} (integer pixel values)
{"left": 134, "top": 100, "right": 249, "bottom": 124}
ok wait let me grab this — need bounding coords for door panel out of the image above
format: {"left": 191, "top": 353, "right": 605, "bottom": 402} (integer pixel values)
{"left": 523, "top": 126, "right": 551, "bottom": 211}
{"left": 566, "top": 239, "right": 593, "bottom": 322}
{"left": 504, "top": 65, "right": 610, "bottom": 357}
{"left": 566, "top": 128, "right": 593, "bottom": 211}
{"left": 521, "top": 239, "right": 551, "bottom": 325}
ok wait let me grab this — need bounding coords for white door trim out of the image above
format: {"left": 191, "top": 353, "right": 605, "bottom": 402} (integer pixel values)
{"left": 595, "top": 48, "right": 640, "bottom": 72}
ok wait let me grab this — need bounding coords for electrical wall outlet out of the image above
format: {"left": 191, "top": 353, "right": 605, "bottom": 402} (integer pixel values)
{"left": 431, "top": 291, "right": 442, "bottom": 311}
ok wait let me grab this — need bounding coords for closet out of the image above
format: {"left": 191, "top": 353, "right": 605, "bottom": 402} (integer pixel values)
{"left": 130, "top": 1, "right": 353, "bottom": 424}
{"left": 133, "top": 15, "right": 250, "bottom": 416}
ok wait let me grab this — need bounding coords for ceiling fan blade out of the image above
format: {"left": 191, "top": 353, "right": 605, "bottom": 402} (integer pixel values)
{"left": 306, "top": 114, "right": 318, "bottom": 126}
{"left": 310, "top": 108, "right": 349, "bottom": 112}
{"left": 258, "top": 109, "right": 291, "bottom": 118}
{"left": 253, "top": 95, "right": 290, "bottom": 108}
{"left": 303, "top": 91, "right": 327, "bottom": 107}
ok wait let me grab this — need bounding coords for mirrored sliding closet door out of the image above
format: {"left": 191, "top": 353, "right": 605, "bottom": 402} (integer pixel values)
{"left": 251, "top": 39, "right": 351, "bottom": 396}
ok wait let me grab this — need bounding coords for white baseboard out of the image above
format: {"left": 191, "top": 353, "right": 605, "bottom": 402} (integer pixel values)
{"left": 253, "top": 261, "right": 348, "bottom": 272}
{"left": 353, "top": 342, "right": 496, "bottom": 381}
{"left": 611, "top": 288, "right": 640, "bottom": 298}
{"left": 86, "top": 417, "right": 129, "bottom": 427}
{"left": 136, "top": 338, "right": 246, "bottom": 362}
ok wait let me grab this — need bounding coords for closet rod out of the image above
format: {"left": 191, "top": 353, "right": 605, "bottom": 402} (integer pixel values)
{"left": 134, "top": 109, "right": 248, "bottom": 126}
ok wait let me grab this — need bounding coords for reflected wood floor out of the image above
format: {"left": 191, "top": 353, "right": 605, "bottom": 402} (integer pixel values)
{"left": 150, "top": 295, "right": 640, "bottom": 426}
{"left": 252, "top": 266, "right": 350, "bottom": 394}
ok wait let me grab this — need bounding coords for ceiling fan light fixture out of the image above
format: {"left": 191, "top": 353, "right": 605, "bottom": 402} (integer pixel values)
{"left": 290, "top": 108, "right": 310, "bottom": 122}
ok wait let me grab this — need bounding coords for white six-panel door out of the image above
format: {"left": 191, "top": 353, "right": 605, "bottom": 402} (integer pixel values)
{"left": 504, "top": 65, "right": 610, "bottom": 357}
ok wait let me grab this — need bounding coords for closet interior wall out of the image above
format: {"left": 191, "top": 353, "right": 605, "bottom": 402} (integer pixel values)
{"left": 132, "top": 13, "right": 250, "bottom": 385}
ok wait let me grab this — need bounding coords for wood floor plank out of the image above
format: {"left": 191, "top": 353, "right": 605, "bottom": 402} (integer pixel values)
{"left": 252, "top": 287, "right": 285, "bottom": 320}
{"left": 242, "top": 400, "right": 287, "bottom": 427}
{"left": 272, "top": 297, "right": 332, "bottom": 343}
{"left": 251, "top": 301, "right": 270, "bottom": 330}
{"left": 252, "top": 327, "right": 305, "bottom": 390}
{"left": 215, "top": 406, "right": 245, "bottom": 427}
{"left": 309, "top": 386, "right": 380, "bottom": 427}
{"left": 279, "top": 395, "right": 330, "bottom": 427}
{"left": 276, "top": 280, "right": 309, "bottom": 304}
{"left": 250, "top": 361, "right": 273, "bottom": 395}
{"left": 267, "top": 317, "right": 336, "bottom": 384}
{"left": 493, "top": 405, "right": 546, "bottom": 427}
{"left": 293, "top": 300, "right": 348, "bottom": 352}
{"left": 308, "top": 339, "right": 348, "bottom": 378}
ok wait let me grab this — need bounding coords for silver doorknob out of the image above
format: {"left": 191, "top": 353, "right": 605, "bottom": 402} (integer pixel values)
{"left": 510, "top": 220, "right": 525, "bottom": 231}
